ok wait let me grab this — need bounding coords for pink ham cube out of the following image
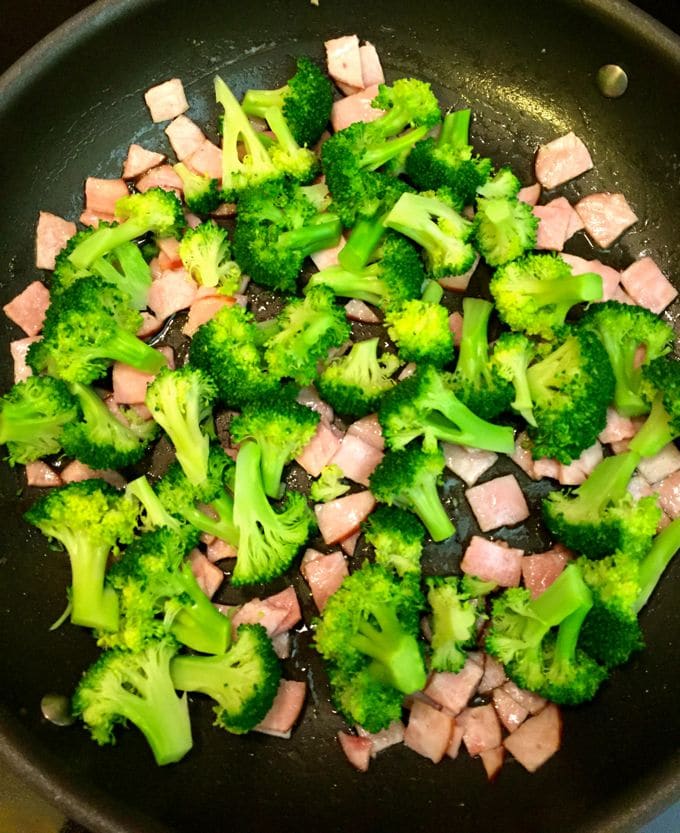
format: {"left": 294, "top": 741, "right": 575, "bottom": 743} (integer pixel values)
{"left": 331, "top": 84, "right": 384, "bottom": 132}
{"left": 424, "top": 659, "right": 484, "bottom": 715}
{"left": 147, "top": 269, "right": 198, "bottom": 321}
{"left": 518, "top": 183, "right": 541, "bottom": 206}
{"left": 338, "top": 732, "right": 372, "bottom": 772}
{"left": 533, "top": 198, "right": 577, "bottom": 252}
{"left": 346, "top": 414, "right": 384, "bottom": 450}
{"left": 403, "top": 699, "right": 454, "bottom": 763}
{"left": 144, "top": 78, "right": 189, "bottom": 123}
{"left": 503, "top": 703, "right": 562, "bottom": 772}
{"left": 183, "top": 296, "right": 234, "bottom": 337}
{"left": 443, "top": 444, "right": 497, "bottom": 487}
{"left": 60, "top": 461, "right": 126, "bottom": 489}
{"left": 25, "top": 461, "right": 62, "bottom": 488}
{"left": 465, "top": 474, "right": 530, "bottom": 531}
{"left": 112, "top": 345, "right": 173, "bottom": 404}
{"left": 136, "top": 164, "right": 184, "bottom": 196}
{"left": 356, "top": 720, "right": 405, "bottom": 756}
{"left": 188, "top": 550, "right": 223, "bottom": 599}
{"left": 457, "top": 704, "right": 503, "bottom": 756}
{"left": 164, "top": 115, "right": 206, "bottom": 161}
{"left": 637, "top": 443, "right": 680, "bottom": 484}
{"left": 575, "top": 193, "right": 638, "bottom": 249}
{"left": 10, "top": 337, "right": 39, "bottom": 382}
{"left": 330, "top": 434, "right": 384, "bottom": 487}
{"left": 493, "top": 686, "right": 529, "bottom": 732}
{"left": 122, "top": 144, "right": 166, "bottom": 180}
{"left": 35, "top": 212, "right": 76, "bottom": 270}
{"left": 301, "top": 550, "right": 348, "bottom": 612}
{"left": 325, "top": 35, "right": 363, "bottom": 92}
{"left": 186, "top": 140, "right": 223, "bottom": 180}
{"left": 620, "top": 257, "right": 678, "bottom": 314}
{"left": 478, "top": 654, "right": 507, "bottom": 694}
{"left": 85, "top": 177, "right": 129, "bottom": 216}
{"left": 295, "top": 420, "right": 343, "bottom": 477}
{"left": 3, "top": 281, "right": 50, "bottom": 336}
{"left": 460, "top": 536, "right": 524, "bottom": 587}
{"left": 598, "top": 408, "right": 637, "bottom": 445}
{"left": 315, "top": 491, "right": 376, "bottom": 545}
{"left": 255, "top": 680, "right": 306, "bottom": 739}
{"left": 480, "top": 747, "right": 505, "bottom": 780}
{"left": 655, "top": 470, "right": 680, "bottom": 519}
{"left": 522, "top": 547, "right": 571, "bottom": 599}
{"left": 310, "top": 236, "right": 346, "bottom": 271}
{"left": 344, "top": 299, "right": 380, "bottom": 323}
{"left": 534, "top": 132, "right": 593, "bottom": 189}
{"left": 359, "top": 43, "right": 385, "bottom": 87}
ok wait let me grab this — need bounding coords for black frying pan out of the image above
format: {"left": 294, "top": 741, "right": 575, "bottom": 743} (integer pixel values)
{"left": 0, "top": 1, "right": 678, "bottom": 832}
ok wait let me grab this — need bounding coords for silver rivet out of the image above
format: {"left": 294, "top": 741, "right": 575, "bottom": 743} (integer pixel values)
{"left": 41, "top": 693, "right": 75, "bottom": 726}
{"left": 597, "top": 64, "right": 628, "bottom": 98}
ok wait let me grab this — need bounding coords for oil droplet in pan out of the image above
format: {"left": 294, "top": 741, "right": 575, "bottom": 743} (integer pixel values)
{"left": 41, "top": 693, "right": 75, "bottom": 726}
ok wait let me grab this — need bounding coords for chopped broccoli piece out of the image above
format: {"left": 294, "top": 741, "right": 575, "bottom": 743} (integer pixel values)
{"left": 89, "top": 242, "right": 153, "bottom": 311}
{"left": 460, "top": 574, "right": 498, "bottom": 598}
{"left": 126, "top": 475, "right": 183, "bottom": 532}
{"left": 310, "top": 464, "right": 350, "bottom": 503}
{"left": 473, "top": 196, "right": 538, "bottom": 267}
{"left": 327, "top": 664, "right": 404, "bottom": 734}
{"left": 363, "top": 505, "right": 425, "bottom": 576}
{"left": 173, "top": 163, "right": 223, "bottom": 215}
{"left": 426, "top": 576, "right": 478, "bottom": 673}
{"left": 178, "top": 220, "right": 241, "bottom": 294}
{"left": 385, "top": 299, "right": 454, "bottom": 367}
{"left": 629, "top": 356, "right": 680, "bottom": 459}
{"left": 476, "top": 167, "right": 521, "bottom": 199}
{"left": 371, "top": 78, "right": 441, "bottom": 135}
{"left": 492, "top": 331, "right": 538, "bottom": 426}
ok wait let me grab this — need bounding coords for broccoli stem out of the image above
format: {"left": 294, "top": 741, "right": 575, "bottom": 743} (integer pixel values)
{"left": 421, "top": 280, "right": 444, "bottom": 304}
{"left": 596, "top": 330, "right": 647, "bottom": 417}
{"left": 361, "top": 126, "right": 428, "bottom": 171}
{"left": 170, "top": 652, "right": 230, "bottom": 694}
{"left": 634, "top": 517, "right": 680, "bottom": 612}
{"left": 99, "top": 331, "right": 168, "bottom": 375}
{"left": 126, "top": 476, "right": 180, "bottom": 530}
{"left": 307, "top": 263, "right": 385, "bottom": 306}
{"left": 168, "top": 564, "right": 232, "bottom": 654}
{"left": 408, "top": 478, "right": 455, "bottom": 542}
{"left": 629, "top": 394, "right": 674, "bottom": 458}
{"left": 423, "top": 392, "right": 515, "bottom": 454}
{"left": 260, "top": 449, "right": 288, "bottom": 500}
{"left": 439, "top": 109, "right": 470, "bottom": 147}
{"left": 241, "top": 87, "right": 287, "bottom": 118}
{"left": 552, "top": 603, "right": 591, "bottom": 667}
{"left": 338, "top": 214, "right": 387, "bottom": 272}
{"left": 68, "top": 538, "right": 119, "bottom": 632}
{"left": 386, "top": 192, "right": 468, "bottom": 255}
{"left": 262, "top": 106, "right": 299, "bottom": 156}
{"left": 456, "top": 298, "right": 493, "bottom": 381}
{"left": 69, "top": 221, "right": 153, "bottom": 270}
{"left": 568, "top": 451, "right": 641, "bottom": 514}
{"left": 530, "top": 563, "right": 592, "bottom": 627}
{"left": 180, "top": 497, "right": 238, "bottom": 547}
{"left": 279, "top": 215, "right": 342, "bottom": 257}
{"left": 517, "top": 273, "right": 603, "bottom": 307}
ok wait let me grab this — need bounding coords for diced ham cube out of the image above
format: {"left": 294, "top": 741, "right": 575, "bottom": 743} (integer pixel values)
{"left": 403, "top": 699, "right": 454, "bottom": 763}
{"left": 188, "top": 550, "right": 223, "bottom": 599}
{"left": 254, "top": 680, "right": 306, "bottom": 738}
{"left": 184, "top": 211, "right": 202, "bottom": 229}
{"left": 310, "top": 236, "right": 346, "bottom": 270}
{"left": 654, "top": 470, "right": 680, "bottom": 519}
{"left": 264, "top": 586, "right": 302, "bottom": 634}
{"left": 79, "top": 209, "right": 114, "bottom": 228}
{"left": 338, "top": 732, "right": 372, "bottom": 772}
{"left": 301, "top": 550, "right": 348, "bottom": 612}
{"left": 61, "top": 461, "right": 126, "bottom": 489}
{"left": 164, "top": 115, "right": 206, "bottom": 161}
{"left": 147, "top": 269, "right": 198, "bottom": 321}
{"left": 503, "top": 703, "right": 562, "bottom": 772}
{"left": 557, "top": 441, "right": 603, "bottom": 486}
{"left": 315, "top": 491, "right": 376, "bottom": 545}
{"left": 501, "top": 681, "right": 547, "bottom": 715}
{"left": 296, "top": 386, "right": 334, "bottom": 424}
{"left": 532, "top": 457, "right": 563, "bottom": 480}
{"left": 480, "top": 746, "right": 505, "bottom": 780}
{"left": 295, "top": 419, "right": 343, "bottom": 477}
{"left": 356, "top": 720, "right": 405, "bottom": 756}
{"left": 35, "top": 212, "right": 76, "bottom": 270}
{"left": 437, "top": 254, "right": 480, "bottom": 292}
{"left": 465, "top": 474, "right": 530, "bottom": 532}
{"left": 448, "top": 312, "right": 464, "bottom": 347}
{"left": 25, "top": 461, "right": 62, "bottom": 488}
{"left": 620, "top": 257, "right": 678, "bottom": 314}
{"left": 330, "top": 434, "right": 384, "bottom": 487}
{"left": 610, "top": 284, "right": 636, "bottom": 306}
{"left": 533, "top": 198, "right": 575, "bottom": 252}
{"left": 211, "top": 201, "right": 237, "bottom": 217}
{"left": 183, "top": 296, "right": 234, "bottom": 337}
{"left": 11, "top": 337, "right": 39, "bottom": 382}
{"left": 511, "top": 432, "right": 539, "bottom": 479}
{"left": 340, "top": 531, "right": 360, "bottom": 556}
{"left": 398, "top": 362, "right": 417, "bottom": 381}
{"left": 478, "top": 654, "right": 508, "bottom": 694}
{"left": 144, "top": 78, "right": 189, "bottom": 123}
{"left": 345, "top": 299, "right": 380, "bottom": 323}
{"left": 443, "top": 444, "right": 497, "bottom": 487}
{"left": 112, "top": 345, "right": 173, "bottom": 404}
{"left": 561, "top": 254, "right": 621, "bottom": 302}
{"left": 157, "top": 237, "right": 182, "bottom": 267}
{"left": 424, "top": 659, "right": 485, "bottom": 716}
{"left": 637, "top": 443, "right": 680, "bottom": 484}
{"left": 271, "top": 631, "right": 291, "bottom": 660}
{"left": 331, "top": 84, "right": 384, "bottom": 132}
{"left": 518, "top": 183, "right": 541, "bottom": 206}
{"left": 534, "top": 132, "right": 593, "bottom": 189}
{"left": 206, "top": 538, "right": 237, "bottom": 562}
{"left": 445, "top": 723, "right": 465, "bottom": 759}
{"left": 522, "top": 547, "right": 571, "bottom": 599}
{"left": 3, "top": 281, "right": 50, "bottom": 336}
{"left": 598, "top": 408, "right": 637, "bottom": 445}
{"left": 325, "top": 35, "right": 363, "bottom": 91}
{"left": 85, "top": 177, "right": 128, "bottom": 216}
{"left": 137, "top": 312, "right": 163, "bottom": 339}
{"left": 347, "top": 414, "right": 384, "bottom": 450}
{"left": 122, "top": 144, "right": 166, "bottom": 179}
{"left": 575, "top": 193, "right": 637, "bottom": 249}
{"left": 457, "top": 704, "right": 503, "bottom": 756}
{"left": 461, "top": 536, "right": 524, "bottom": 587}
{"left": 493, "top": 685, "right": 529, "bottom": 732}
{"left": 231, "top": 599, "right": 289, "bottom": 638}
{"left": 359, "top": 43, "right": 384, "bottom": 87}
{"left": 186, "top": 139, "right": 223, "bottom": 180}
{"left": 627, "top": 474, "right": 654, "bottom": 501}
{"left": 136, "top": 164, "right": 184, "bottom": 196}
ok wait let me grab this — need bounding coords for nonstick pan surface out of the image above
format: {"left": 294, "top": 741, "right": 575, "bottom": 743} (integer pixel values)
{"left": 0, "top": 1, "right": 678, "bottom": 832}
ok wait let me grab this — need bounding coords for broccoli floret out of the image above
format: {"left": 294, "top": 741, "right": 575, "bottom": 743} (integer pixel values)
{"left": 68, "top": 188, "right": 185, "bottom": 269}
{"left": 126, "top": 475, "right": 183, "bottom": 531}
{"left": 460, "top": 574, "right": 498, "bottom": 598}
{"left": 189, "top": 305, "right": 278, "bottom": 408}
{"left": 629, "top": 356, "right": 680, "bottom": 459}
{"left": 156, "top": 447, "right": 238, "bottom": 545}
{"left": 106, "top": 527, "right": 230, "bottom": 655}
{"left": 0, "top": 376, "right": 78, "bottom": 465}
{"left": 473, "top": 196, "right": 538, "bottom": 267}
{"left": 233, "top": 178, "right": 342, "bottom": 293}
{"left": 316, "top": 338, "right": 400, "bottom": 419}
{"left": 378, "top": 364, "right": 515, "bottom": 454}
{"left": 178, "top": 221, "right": 241, "bottom": 294}
{"left": 363, "top": 505, "right": 425, "bottom": 576}
{"left": 91, "top": 242, "right": 153, "bottom": 311}
{"left": 310, "top": 464, "right": 350, "bottom": 503}
{"left": 171, "top": 623, "right": 281, "bottom": 734}
{"left": 476, "top": 167, "right": 521, "bottom": 199}
{"left": 314, "top": 562, "right": 426, "bottom": 728}
{"left": 27, "top": 277, "right": 167, "bottom": 385}
{"left": 384, "top": 299, "right": 454, "bottom": 367}
{"left": 306, "top": 232, "right": 425, "bottom": 310}
{"left": 62, "top": 382, "right": 158, "bottom": 470}
{"left": 264, "top": 286, "right": 350, "bottom": 386}
{"left": 490, "top": 254, "right": 603, "bottom": 339}
{"left": 384, "top": 191, "right": 476, "bottom": 278}
{"left": 526, "top": 327, "right": 615, "bottom": 463}
{"left": 243, "top": 57, "right": 333, "bottom": 148}
{"left": 543, "top": 451, "right": 662, "bottom": 560}
{"left": 369, "top": 444, "right": 454, "bottom": 542}
{"left": 426, "top": 576, "right": 478, "bottom": 672}
{"left": 230, "top": 396, "right": 320, "bottom": 498}
{"left": 173, "top": 163, "right": 223, "bottom": 215}
{"left": 492, "top": 331, "right": 538, "bottom": 426}
{"left": 231, "top": 441, "right": 315, "bottom": 585}
{"left": 327, "top": 664, "right": 403, "bottom": 734}
{"left": 405, "top": 109, "right": 492, "bottom": 204}
{"left": 24, "top": 480, "right": 137, "bottom": 631}
{"left": 371, "top": 78, "right": 441, "bottom": 135}
{"left": 72, "top": 636, "right": 192, "bottom": 766}
{"left": 448, "top": 298, "right": 513, "bottom": 420}
{"left": 145, "top": 366, "right": 217, "bottom": 487}
{"left": 485, "top": 563, "right": 607, "bottom": 705}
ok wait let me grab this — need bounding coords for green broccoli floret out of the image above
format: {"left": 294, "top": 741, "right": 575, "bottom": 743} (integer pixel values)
{"left": 629, "top": 356, "right": 680, "bottom": 459}
{"left": 24, "top": 480, "right": 137, "bottom": 631}
{"left": 473, "top": 196, "right": 538, "bottom": 267}
{"left": 306, "top": 232, "right": 425, "bottom": 310}
{"left": 579, "top": 518, "right": 680, "bottom": 667}
{"left": 62, "top": 383, "right": 158, "bottom": 470}
{"left": 126, "top": 475, "right": 183, "bottom": 531}
{"left": 0, "top": 376, "right": 79, "bottom": 465}
{"left": 51, "top": 227, "right": 98, "bottom": 293}
{"left": 476, "top": 167, "right": 521, "bottom": 199}
{"left": 316, "top": 338, "right": 400, "bottom": 419}
{"left": 310, "top": 464, "right": 350, "bottom": 503}
{"left": 490, "top": 254, "right": 603, "bottom": 339}
{"left": 171, "top": 623, "right": 281, "bottom": 734}
{"left": 106, "top": 527, "right": 230, "bottom": 655}
{"left": 378, "top": 364, "right": 515, "bottom": 454}
{"left": 27, "top": 277, "right": 167, "bottom": 385}
{"left": 145, "top": 366, "right": 217, "bottom": 487}
{"left": 384, "top": 299, "right": 454, "bottom": 367}
{"left": 173, "top": 163, "right": 223, "bottom": 215}
{"left": 264, "top": 286, "right": 350, "bottom": 386}
{"left": 72, "top": 636, "right": 192, "bottom": 766}
{"left": 426, "top": 576, "right": 478, "bottom": 672}
{"left": 448, "top": 298, "right": 513, "bottom": 420}
{"left": 231, "top": 441, "right": 315, "bottom": 585}
{"left": 68, "top": 188, "right": 185, "bottom": 269}
{"left": 369, "top": 444, "right": 455, "bottom": 542}
{"left": 363, "top": 505, "right": 425, "bottom": 576}
{"left": 314, "top": 562, "right": 426, "bottom": 730}
{"left": 230, "top": 396, "right": 320, "bottom": 498}
{"left": 526, "top": 326, "right": 615, "bottom": 463}
{"left": 492, "top": 331, "right": 538, "bottom": 426}
{"left": 178, "top": 221, "right": 241, "bottom": 294}
{"left": 384, "top": 191, "right": 476, "bottom": 278}
{"left": 485, "top": 563, "right": 607, "bottom": 705}
{"left": 233, "top": 178, "right": 342, "bottom": 293}
{"left": 405, "top": 109, "right": 492, "bottom": 203}
{"left": 543, "top": 451, "right": 662, "bottom": 560}
{"left": 189, "top": 304, "right": 278, "bottom": 408}
{"left": 156, "top": 447, "right": 238, "bottom": 545}
{"left": 371, "top": 78, "right": 441, "bottom": 134}
{"left": 460, "top": 574, "right": 498, "bottom": 598}
{"left": 242, "top": 57, "right": 333, "bottom": 148}
{"left": 90, "top": 242, "right": 153, "bottom": 311}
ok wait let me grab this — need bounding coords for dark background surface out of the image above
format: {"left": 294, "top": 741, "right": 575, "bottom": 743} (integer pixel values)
{"left": 0, "top": 2, "right": 678, "bottom": 833}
